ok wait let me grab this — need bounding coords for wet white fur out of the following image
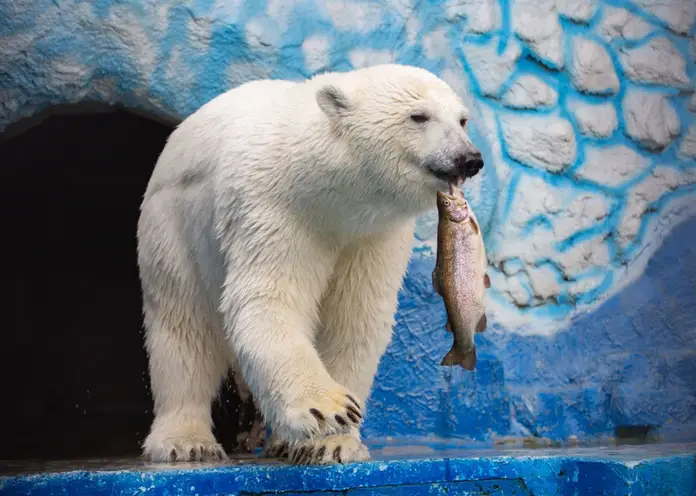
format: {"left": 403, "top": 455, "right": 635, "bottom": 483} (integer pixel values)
{"left": 137, "top": 64, "right": 474, "bottom": 464}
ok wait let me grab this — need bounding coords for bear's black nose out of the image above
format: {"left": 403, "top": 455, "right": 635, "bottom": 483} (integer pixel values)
{"left": 454, "top": 152, "right": 484, "bottom": 178}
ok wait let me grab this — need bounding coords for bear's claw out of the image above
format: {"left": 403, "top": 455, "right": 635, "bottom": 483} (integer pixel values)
{"left": 306, "top": 396, "right": 362, "bottom": 429}
{"left": 288, "top": 435, "right": 370, "bottom": 465}
{"left": 143, "top": 436, "right": 227, "bottom": 463}
{"left": 262, "top": 439, "right": 290, "bottom": 459}
{"left": 291, "top": 387, "right": 363, "bottom": 437}
{"left": 309, "top": 408, "right": 325, "bottom": 421}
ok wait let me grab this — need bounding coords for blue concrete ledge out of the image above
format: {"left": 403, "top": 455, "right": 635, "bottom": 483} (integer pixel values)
{"left": 2, "top": 442, "right": 695, "bottom": 496}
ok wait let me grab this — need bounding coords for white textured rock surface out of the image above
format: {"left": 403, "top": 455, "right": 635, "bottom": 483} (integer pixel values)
{"left": 324, "top": 0, "right": 384, "bottom": 33}
{"left": 511, "top": 0, "right": 563, "bottom": 67}
{"left": 619, "top": 166, "right": 696, "bottom": 247}
{"left": 598, "top": 6, "right": 654, "bottom": 41}
{"left": 679, "top": 125, "right": 696, "bottom": 159}
{"left": 0, "top": 32, "right": 36, "bottom": 71}
{"left": 570, "top": 37, "right": 619, "bottom": 94}
{"left": 566, "top": 98, "right": 617, "bottom": 138}
{"left": 439, "top": 59, "right": 472, "bottom": 102}
{"left": 490, "top": 269, "right": 532, "bottom": 307}
{"left": 227, "top": 60, "right": 272, "bottom": 86}
{"left": 501, "top": 259, "right": 525, "bottom": 276}
{"left": 556, "top": 0, "right": 597, "bottom": 22}
{"left": 553, "top": 192, "right": 611, "bottom": 240}
{"left": 527, "top": 265, "right": 561, "bottom": 300}
{"left": 445, "top": 0, "right": 500, "bottom": 33}
{"left": 461, "top": 36, "right": 522, "bottom": 96}
{"left": 386, "top": 0, "right": 420, "bottom": 45}
{"left": 506, "top": 176, "right": 564, "bottom": 231}
{"left": 631, "top": 0, "right": 696, "bottom": 34}
{"left": 619, "top": 37, "right": 690, "bottom": 88}
{"left": 348, "top": 49, "right": 396, "bottom": 68}
{"left": 302, "top": 35, "right": 331, "bottom": 72}
{"left": 422, "top": 27, "right": 449, "bottom": 60}
{"left": 501, "top": 74, "right": 557, "bottom": 109}
{"left": 557, "top": 236, "right": 611, "bottom": 278}
{"left": 485, "top": 171, "right": 613, "bottom": 316}
{"left": 500, "top": 113, "right": 576, "bottom": 172}
{"left": 567, "top": 274, "right": 606, "bottom": 297}
{"left": 575, "top": 145, "right": 652, "bottom": 187}
{"left": 491, "top": 175, "right": 610, "bottom": 261}
{"left": 623, "top": 89, "right": 681, "bottom": 150}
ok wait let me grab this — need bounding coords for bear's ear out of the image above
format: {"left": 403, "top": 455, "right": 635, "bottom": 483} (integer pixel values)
{"left": 316, "top": 84, "right": 351, "bottom": 120}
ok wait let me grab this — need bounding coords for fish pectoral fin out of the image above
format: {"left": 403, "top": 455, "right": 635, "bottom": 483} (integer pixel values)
{"left": 469, "top": 216, "right": 480, "bottom": 235}
{"left": 432, "top": 268, "right": 441, "bottom": 295}
{"left": 476, "top": 313, "right": 487, "bottom": 333}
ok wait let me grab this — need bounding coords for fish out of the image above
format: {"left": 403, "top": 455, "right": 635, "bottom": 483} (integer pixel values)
{"left": 432, "top": 183, "right": 490, "bottom": 370}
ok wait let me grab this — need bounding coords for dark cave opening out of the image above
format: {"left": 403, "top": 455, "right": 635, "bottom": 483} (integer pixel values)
{"left": 0, "top": 105, "right": 258, "bottom": 461}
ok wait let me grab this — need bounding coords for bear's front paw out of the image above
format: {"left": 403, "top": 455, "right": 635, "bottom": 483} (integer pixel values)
{"left": 143, "top": 430, "right": 227, "bottom": 463}
{"left": 286, "top": 385, "right": 363, "bottom": 438}
{"left": 289, "top": 435, "right": 370, "bottom": 465}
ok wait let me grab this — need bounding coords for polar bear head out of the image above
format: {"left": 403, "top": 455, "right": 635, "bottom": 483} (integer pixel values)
{"left": 314, "top": 64, "right": 483, "bottom": 205}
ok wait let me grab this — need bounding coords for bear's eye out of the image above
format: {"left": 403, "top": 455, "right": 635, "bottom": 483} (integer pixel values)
{"left": 459, "top": 118, "right": 467, "bottom": 128}
{"left": 410, "top": 114, "right": 429, "bottom": 124}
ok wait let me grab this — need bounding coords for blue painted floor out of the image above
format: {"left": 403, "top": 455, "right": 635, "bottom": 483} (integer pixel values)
{"left": 1, "top": 440, "right": 694, "bottom": 495}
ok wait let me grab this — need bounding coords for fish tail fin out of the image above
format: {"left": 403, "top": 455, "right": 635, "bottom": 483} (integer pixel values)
{"left": 461, "top": 347, "right": 477, "bottom": 370}
{"left": 441, "top": 349, "right": 456, "bottom": 366}
{"left": 441, "top": 346, "right": 477, "bottom": 370}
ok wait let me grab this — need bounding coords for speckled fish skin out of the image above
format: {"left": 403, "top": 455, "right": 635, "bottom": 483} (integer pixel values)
{"left": 432, "top": 186, "right": 489, "bottom": 370}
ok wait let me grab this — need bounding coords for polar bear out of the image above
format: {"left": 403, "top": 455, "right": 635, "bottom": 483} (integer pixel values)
{"left": 136, "top": 64, "right": 483, "bottom": 465}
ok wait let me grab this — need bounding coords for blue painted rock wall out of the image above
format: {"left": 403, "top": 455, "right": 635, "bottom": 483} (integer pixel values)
{"left": 1, "top": 0, "right": 695, "bottom": 442}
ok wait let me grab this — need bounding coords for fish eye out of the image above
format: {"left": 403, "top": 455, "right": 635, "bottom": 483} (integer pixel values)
{"left": 443, "top": 200, "right": 450, "bottom": 206}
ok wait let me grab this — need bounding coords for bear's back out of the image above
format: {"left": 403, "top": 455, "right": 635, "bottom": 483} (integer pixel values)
{"left": 145, "top": 79, "right": 305, "bottom": 197}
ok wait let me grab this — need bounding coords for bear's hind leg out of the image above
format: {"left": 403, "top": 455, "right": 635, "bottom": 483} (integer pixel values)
{"left": 141, "top": 298, "right": 230, "bottom": 462}
{"left": 138, "top": 199, "right": 229, "bottom": 463}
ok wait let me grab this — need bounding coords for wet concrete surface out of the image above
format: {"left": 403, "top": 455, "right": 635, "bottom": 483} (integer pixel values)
{"left": 3, "top": 439, "right": 695, "bottom": 476}
{"left": 1, "top": 438, "right": 694, "bottom": 496}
